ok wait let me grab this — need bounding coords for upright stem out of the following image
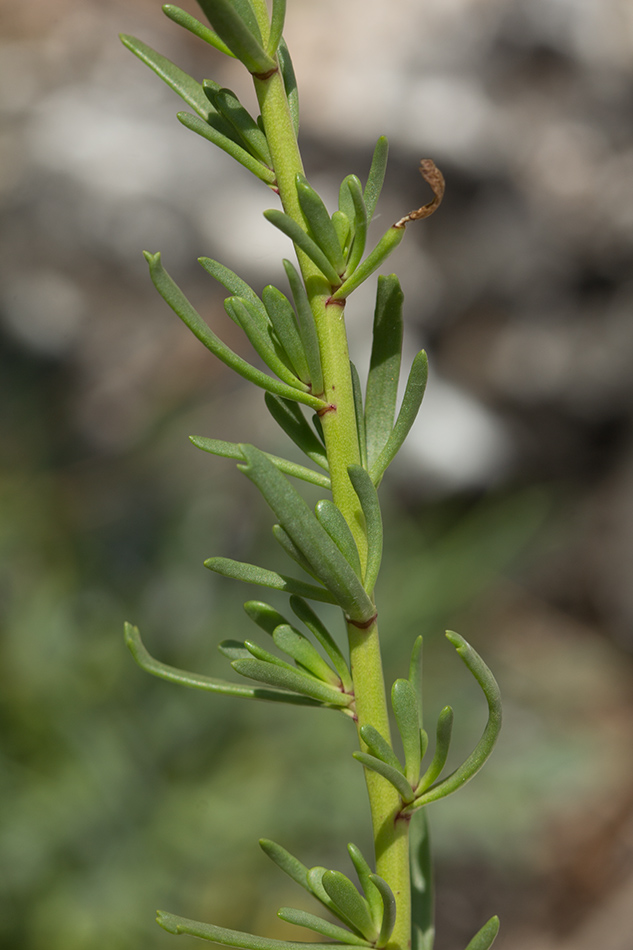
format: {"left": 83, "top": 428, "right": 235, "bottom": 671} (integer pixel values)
{"left": 255, "top": 64, "right": 411, "bottom": 950}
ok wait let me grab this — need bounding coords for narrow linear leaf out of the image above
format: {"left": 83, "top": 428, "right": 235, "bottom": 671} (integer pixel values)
{"left": 162, "top": 5, "right": 236, "bottom": 56}
{"left": 204, "top": 556, "right": 338, "bottom": 606}
{"left": 267, "top": 0, "right": 287, "bottom": 55}
{"left": 332, "top": 211, "right": 351, "bottom": 257}
{"left": 218, "top": 639, "right": 251, "bottom": 660}
{"left": 273, "top": 624, "right": 341, "bottom": 686}
{"left": 237, "top": 445, "right": 375, "bottom": 623}
{"left": 198, "top": 257, "right": 267, "bottom": 319}
{"left": 364, "top": 136, "right": 389, "bottom": 223}
{"left": 408, "top": 635, "right": 424, "bottom": 730}
{"left": 312, "top": 411, "right": 325, "bottom": 444}
{"left": 283, "top": 259, "right": 323, "bottom": 395}
{"left": 277, "top": 39, "right": 299, "bottom": 136}
{"left": 194, "top": 0, "right": 276, "bottom": 74}
{"left": 265, "top": 210, "right": 342, "bottom": 287}
{"left": 392, "top": 678, "right": 422, "bottom": 787}
{"left": 189, "top": 436, "right": 331, "bottom": 490}
{"left": 124, "top": 623, "right": 319, "bottom": 706}
{"left": 273, "top": 523, "right": 321, "bottom": 579}
{"left": 307, "top": 868, "right": 360, "bottom": 932}
{"left": 243, "top": 638, "right": 297, "bottom": 669}
{"left": 410, "top": 809, "right": 435, "bottom": 950}
{"left": 410, "top": 632, "right": 502, "bottom": 808}
{"left": 296, "top": 174, "right": 346, "bottom": 274}
{"left": 365, "top": 275, "right": 403, "bottom": 469}
{"left": 205, "top": 85, "right": 272, "bottom": 164}
{"left": 315, "top": 499, "right": 362, "bottom": 578}
{"left": 353, "top": 752, "right": 415, "bottom": 803}
{"left": 259, "top": 839, "right": 311, "bottom": 892}
{"left": 263, "top": 285, "right": 311, "bottom": 384}
{"left": 359, "top": 724, "right": 403, "bottom": 774}
{"left": 348, "top": 465, "right": 382, "bottom": 593}
{"left": 344, "top": 175, "right": 368, "bottom": 277}
{"left": 464, "top": 917, "right": 500, "bottom": 950}
{"left": 289, "top": 596, "right": 352, "bottom": 692}
{"left": 232, "top": 657, "right": 351, "bottom": 706}
{"left": 338, "top": 175, "right": 360, "bottom": 228}
{"left": 368, "top": 874, "right": 396, "bottom": 948}
{"left": 120, "top": 34, "right": 211, "bottom": 119}
{"left": 346, "top": 844, "right": 383, "bottom": 930}
{"left": 243, "top": 601, "right": 289, "bottom": 636}
{"left": 370, "top": 350, "right": 429, "bottom": 484}
{"left": 178, "top": 111, "right": 276, "bottom": 184}
{"left": 350, "top": 362, "right": 367, "bottom": 470}
{"left": 277, "top": 909, "right": 369, "bottom": 947}
{"left": 322, "top": 871, "right": 379, "bottom": 943}
{"left": 226, "top": 296, "right": 303, "bottom": 388}
{"left": 156, "top": 910, "right": 361, "bottom": 949}
{"left": 330, "top": 225, "right": 405, "bottom": 301}
{"left": 417, "top": 706, "right": 453, "bottom": 794}
{"left": 143, "top": 252, "right": 326, "bottom": 411}
{"left": 265, "top": 393, "right": 329, "bottom": 470}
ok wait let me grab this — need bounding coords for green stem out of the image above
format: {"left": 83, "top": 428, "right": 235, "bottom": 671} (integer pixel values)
{"left": 255, "top": 63, "right": 411, "bottom": 950}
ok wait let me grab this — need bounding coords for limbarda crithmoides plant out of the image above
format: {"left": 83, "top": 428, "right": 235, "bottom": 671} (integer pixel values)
{"left": 120, "top": 3, "right": 502, "bottom": 949}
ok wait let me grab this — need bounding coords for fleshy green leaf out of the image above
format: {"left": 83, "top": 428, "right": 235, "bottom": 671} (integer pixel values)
{"left": 177, "top": 111, "right": 276, "bottom": 184}
{"left": 359, "top": 724, "right": 403, "bottom": 774}
{"left": 124, "top": 623, "right": 319, "bottom": 706}
{"left": 265, "top": 393, "right": 329, "bottom": 470}
{"left": 368, "top": 874, "right": 396, "bottom": 949}
{"left": 156, "top": 910, "right": 361, "bottom": 949}
{"left": 322, "top": 871, "right": 379, "bottom": 943}
{"left": 189, "top": 436, "right": 331, "bottom": 490}
{"left": 364, "top": 136, "right": 389, "bottom": 223}
{"left": 204, "top": 84, "right": 272, "bottom": 164}
{"left": 348, "top": 465, "right": 382, "bottom": 593}
{"left": 232, "top": 656, "right": 353, "bottom": 707}
{"left": 204, "top": 556, "right": 339, "bottom": 605}
{"left": 391, "top": 678, "right": 422, "bottom": 787}
{"left": 218, "top": 639, "right": 251, "bottom": 660}
{"left": 265, "top": 209, "right": 342, "bottom": 287}
{"left": 263, "top": 285, "right": 311, "bottom": 384}
{"left": 237, "top": 444, "right": 375, "bottom": 623}
{"left": 283, "top": 260, "right": 323, "bottom": 395}
{"left": 259, "top": 839, "right": 311, "bottom": 892}
{"left": 332, "top": 211, "right": 351, "bottom": 257}
{"left": 338, "top": 175, "right": 360, "bottom": 228}
{"left": 296, "top": 174, "right": 345, "bottom": 274}
{"left": 464, "top": 917, "right": 500, "bottom": 950}
{"left": 343, "top": 175, "right": 368, "bottom": 277}
{"left": 267, "top": 0, "right": 287, "bottom": 56}
{"left": 120, "top": 34, "right": 212, "bottom": 118}
{"left": 162, "top": 5, "right": 236, "bottom": 56}
{"left": 417, "top": 706, "right": 453, "bottom": 793}
{"left": 314, "top": 499, "right": 362, "bottom": 578}
{"left": 353, "top": 752, "right": 415, "bottom": 803}
{"left": 289, "top": 597, "right": 352, "bottom": 692}
{"left": 243, "top": 601, "right": 289, "bottom": 636}
{"left": 273, "top": 523, "right": 321, "bottom": 579}
{"left": 370, "top": 350, "right": 429, "bottom": 484}
{"left": 277, "top": 39, "right": 299, "bottom": 135}
{"left": 329, "top": 225, "right": 405, "bottom": 301}
{"left": 408, "top": 635, "right": 424, "bottom": 729}
{"left": 225, "top": 296, "right": 302, "bottom": 387}
{"left": 194, "top": 0, "right": 276, "bottom": 74}
{"left": 198, "top": 257, "right": 267, "bottom": 319}
{"left": 410, "top": 810, "right": 435, "bottom": 950}
{"left": 273, "top": 623, "right": 342, "bottom": 686}
{"left": 409, "top": 632, "right": 502, "bottom": 809}
{"left": 277, "top": 909, "right": 369, "bottom": 947}
{"left": 350, "top": 362, "right": 367, "bottom": 470}
{"left": 365, "top": 275, "right": 403, "bottom": 469}
{"left": 346, "top": 845, "right": 383, "bottom": 930}
{"left": 143, "top": 252, "right": 326, "bottom": 411}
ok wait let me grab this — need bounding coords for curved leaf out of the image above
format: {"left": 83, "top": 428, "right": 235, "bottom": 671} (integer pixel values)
{"left": 263, "top": 285, "right": 311, "bottom": 384}
{"left": 277, "top": 39, "right": 299, "bottom": 135}
{"left": 464, "top": 917, "right": 500, "bottom": 950}
{"left": 232, "top": 656, "right": 352, "bottom": 707}
{"left": 120, "top": 34, "right": 211, "bottom": 119}
{"left": 162, "top": 5, "right": 236, "bottom": 56}
{"left": 315, "top": 499, "right": 362, "bottom": 578}
{"left": 322, "top": 871, "right": 378, "bottom": 943}
{"left": 143, "top": 252, "right": 326, "bottom": 411}
{"left": 296, "top": 174, "right": 345, "bottom": 274}
{"left": 267, "top": 0, "right": 287, "bottom": 56}
{"left": 346, "top": 844, "right": 383, "bottom": 930}
{"left": 364, "top": 136, "right": 389, "bottom": 223}
{"left": 189, "top": 436, "right": 331, "bottom": 490}
{"left": 329, "top": 225, "right": 405, "bottom": 302}
{"left": 365, "top": 275, "right": 403, "bottom": 470}
{"left": 289, "top": 596, "right": 352, "bottom": 692}
{"left": 283, "top": 259, "right": 323, "bottom": 395}
{"left": 277, "top": 909, "right": 369, "bottom": 947}
{"left": 259, "top": 839, "right": 311, "bottom": 891}
{"left": 243, "top": 601, "right": 289, "bottom": 636}
{"left": 272, "top": 623, "right": 341, "bottom": 686}
{"left": 350, "top": 361, "right": 367, "bottom": 470}
{"left": 370, "top": 350, "right": 429, "bottom": 484}
{"left": 204, "top": 556, "right": 338, "bottom": 605}
{"left": 204, "top": 84, "right": 272, "bottom": 164}
{"left": 417, "top": 706, "right": 453, "bottom": 794}
{"left": 343, "top": 175, "right": 368, "bottom": 277}
{"left": 157, "top": 910, "right": 361, "bottom": 949}
{"left": 359, "top": 724, "right": 403, "bottom": 774}
{"left": 178, "top": 111, "right": 276, "bottom": 184}
{"left": 198, "top": 257, "right": 267, "bottom": 319}
{"left": 368, "top": 874, "right": 396, "bottom": 948}
{"left": 265, "top": 393, "right": 329, "bottom": 470}
{"left": 194, "top": 0, "right": 276, "bottom": 75}
{"left": 226, "top": 296, "right": 302, "bottom": 387}
{"left": 265, "top": 209, "right": 342, "bottom": 287}
{"left": 391, "top": 678, "right": 422, "bottom": 787}
{"left": 348, "top": 465, "right": 382, "bottom": 593}
{"left": 353, "top": 752, "right": 414, "bottom": 803}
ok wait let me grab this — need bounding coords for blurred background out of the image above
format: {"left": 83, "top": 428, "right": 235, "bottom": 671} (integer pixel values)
{"left": 1, "top": 0, "right": 633, "bottom": 948}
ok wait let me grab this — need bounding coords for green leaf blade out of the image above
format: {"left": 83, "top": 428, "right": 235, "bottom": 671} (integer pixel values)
{"left": 364, "top": 136, "right": 389, "bottom": 223}
{"left": 189, "top": 436, "right": 331, "bottom": 490}
{"left": 321, "top": 871, "right": 379, "bottom": 943}
{"left": 347, "top": 465, "right": 383, "bottom": 593}
{"left": 162, "top": 5, "right": 236, "bottom": 56}
{"left": 365, "top": 275, "right": 404, "bottom": 469}
{"left": 177, "top": 111, "right": 276, "bottom": 184}
{"left": 353, "top": 752, "right": 414, "bottom": 803}
{"left": 370, "top": 350, "right": 429, "bottom": 484}
{"left": 265, "top": 394, "right": 329, "bottom": 470}
{"left": 205, "top": 556, "right": 339, "bottom": 605}
{"left": 391, "top": 678, "right": 422, "bottom": 787}
{"left": 296, "top": 174, "right": 346, "bottom": 274}
{"left": 315, "top": 499, "right": 362, "bottom": 578}
{"left": 194, "top": 0, "right": 276, "bottom": 74}
{"left": 120, "top": 34, "right": 211, "bottom": 118}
